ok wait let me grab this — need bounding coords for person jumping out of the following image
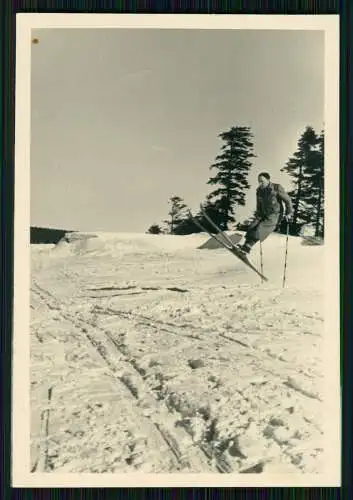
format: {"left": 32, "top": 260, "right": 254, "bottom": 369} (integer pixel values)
{"left": 236, "top": 172, "right": 293, "bottom": 256}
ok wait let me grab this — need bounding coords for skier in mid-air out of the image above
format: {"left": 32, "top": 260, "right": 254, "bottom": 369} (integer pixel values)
{"left": 236, "top": 172, "right": 293, "bottom": 256}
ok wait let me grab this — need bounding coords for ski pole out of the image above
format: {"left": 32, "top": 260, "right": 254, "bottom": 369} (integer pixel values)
{"left": 260, "top": 241, "right": 264, "bottom": 283}
{"left": 282, "top": 221, "right": 290, "bottom": 288}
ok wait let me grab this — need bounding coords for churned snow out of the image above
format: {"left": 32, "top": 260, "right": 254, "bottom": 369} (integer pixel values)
{"left": 30, "top": 230, "right": 328, "bottom": 477}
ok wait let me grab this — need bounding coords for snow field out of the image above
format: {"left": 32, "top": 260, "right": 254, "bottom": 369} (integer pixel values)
{"left": 30, "top": 230, "right": 326, "bottom": 475}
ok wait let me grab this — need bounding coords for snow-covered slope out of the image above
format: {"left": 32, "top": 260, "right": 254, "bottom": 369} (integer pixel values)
{"left": 30, "top": 231, "right": 330, "bottom": 479}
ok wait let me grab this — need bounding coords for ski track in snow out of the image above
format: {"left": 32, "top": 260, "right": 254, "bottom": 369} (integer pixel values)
{"left": 30, "top": 232, "right": 325, "bottom": 474}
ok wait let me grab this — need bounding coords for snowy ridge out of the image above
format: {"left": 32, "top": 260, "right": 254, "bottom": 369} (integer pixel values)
{"left": 42, "top": 230, "right": 324, "bottom": 290}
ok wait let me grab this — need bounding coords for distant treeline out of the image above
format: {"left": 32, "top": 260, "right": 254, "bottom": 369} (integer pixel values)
{"left": 147, "top": 125, "right": 324, "bottom": 239}
{"left": 30, "top": 226, "right": 73, "bottom": 244}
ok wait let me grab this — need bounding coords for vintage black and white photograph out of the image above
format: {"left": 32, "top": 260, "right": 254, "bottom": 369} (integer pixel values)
{"left": 13, "top": 14, "right": 340, "bottom": 487}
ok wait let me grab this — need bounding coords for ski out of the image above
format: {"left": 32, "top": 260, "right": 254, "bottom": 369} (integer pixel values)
{"left": 199, "top": 204, "right": 238, "bottom": 249}
{"left": 230, "top": 245, "right": 268, "bottom": 282}
{"left": 190, "top": 208, "right": 268, "bottom": 282}
{"left": 188, "top": 211, "right": 234, "bottom": 250}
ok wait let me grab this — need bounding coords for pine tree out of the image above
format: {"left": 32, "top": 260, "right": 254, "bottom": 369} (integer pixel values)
{"left": 206, "top": 126, "right": 255, "bottom": 230}
{"left": 302, "top": 130, "right": 325, "bottom": 237}
{"left": 172, "top": 215, "right": 201, "bottom": 235}
{"left": 316, "top": 130, "right": 324, "bottom": 237}
{"left": 147, "top": 224, "right": 163, "bottom": 234}
{"left": 198, "top": 198, "right": 225, "bottom": 232}
{"left": 281, "top": 126, "right": 319, "bottom": 227}
{"left": 164, "top": 196, "right": 188, "bottom": 234}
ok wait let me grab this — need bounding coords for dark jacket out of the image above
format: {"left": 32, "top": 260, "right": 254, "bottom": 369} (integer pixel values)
{"left": 245, "top": 183, "right": 293, "bottom": 243}
{"left": 255, "top": 182, "right": 293, "bottom": 222}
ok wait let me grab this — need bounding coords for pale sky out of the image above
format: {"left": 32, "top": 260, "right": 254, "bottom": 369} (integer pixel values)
{"left": 30, "top": 28, "right": 324, "bottom": 232}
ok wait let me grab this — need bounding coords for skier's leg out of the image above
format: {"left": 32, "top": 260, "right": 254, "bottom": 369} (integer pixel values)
{"left": 241, "top": 237, "right": 258, "bottom": 254}
{"left": 238, "top": 225, "right": 260, "bottom": 254}
{"left": 240, "top": 217, "right": 277, "bottom": 254}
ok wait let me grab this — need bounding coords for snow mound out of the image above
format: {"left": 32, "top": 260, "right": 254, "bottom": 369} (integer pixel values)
{"left": 32, "top": 230, "right": 324, "bottom": 290}
{"left": 198, "top": 232, "right": 244, "bottom": 249}
{"left": 51, "top": 231, "right": 210, "bottom": 256}
{"left": 301, "top": 236, "right": 324, "bottom": 246}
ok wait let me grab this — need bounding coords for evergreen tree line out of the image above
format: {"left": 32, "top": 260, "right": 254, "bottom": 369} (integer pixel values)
{"left": 147, "top": 125, "right": 324, "bottom": 239}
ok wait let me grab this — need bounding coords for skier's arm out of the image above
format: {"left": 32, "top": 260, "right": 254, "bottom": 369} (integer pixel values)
{"left": 277, "top": 185, "right": 293, "bottom": 215}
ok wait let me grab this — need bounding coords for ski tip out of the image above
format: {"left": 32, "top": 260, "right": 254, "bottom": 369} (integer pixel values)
{"left": 231, "top": 246, "right": 269, "bottom": 281}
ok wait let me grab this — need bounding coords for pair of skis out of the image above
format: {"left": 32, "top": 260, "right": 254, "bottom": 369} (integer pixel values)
{"left": 189, "top": 205, "right": 268, "bottom": 282}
